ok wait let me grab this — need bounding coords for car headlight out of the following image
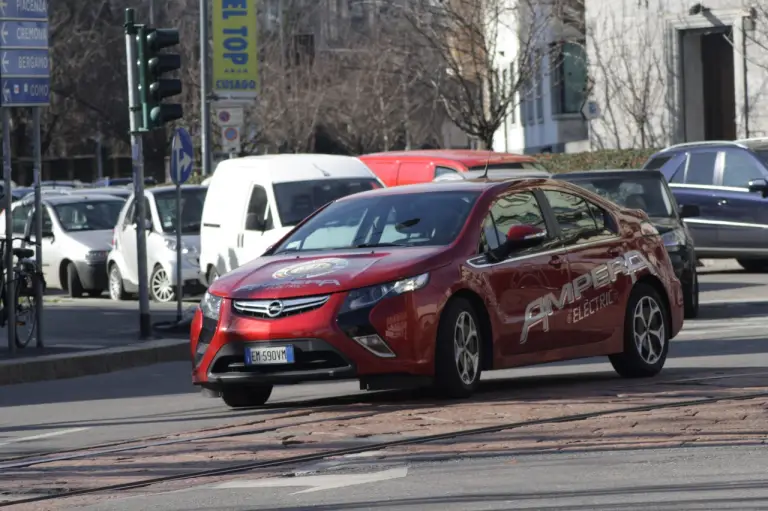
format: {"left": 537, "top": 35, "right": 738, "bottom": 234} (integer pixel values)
{"left": 164, "top": 237, "right": 190, "bottom": 254}
{"left": 661, "top": 229, "right": 686, "bottom": 249}
{"left": 85, "top": 250, "right": 108, "bottom": 263}
{"left": 339, "top": 273, "right": 429, "bottom": 313}
{"left": 200, "top": 291, "right": 223, "bottom": 321}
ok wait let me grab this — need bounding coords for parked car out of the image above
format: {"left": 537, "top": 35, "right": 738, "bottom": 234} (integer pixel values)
{"left": 107, "top": 185, "right": 208, "bottom": 303}
{"left": 360, "top": 149, "right": 546, "bottom": 187}
{"left": 555, "top": 169, "right": 700, "bottom": 318}
{"left": 641, "top": 138, "right": 768, "bottom": 271}
{"left": 199, "top": 154, "right": 385, "bottom": 285}
{"left": 0, "top": 194, "right": 126, "bottom": 297}
{"left": 192, "top": 177, "right": 684, "bottom": 408}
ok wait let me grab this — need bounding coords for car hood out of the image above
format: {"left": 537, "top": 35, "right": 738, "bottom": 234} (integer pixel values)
{"left": 211, "top": 247, "right": 448, "bottom": 300}
{"left": 647, "top": 216, "right": 681, "bottom": 234}
{"left": 67, "top": 229, "right": 114, "bottom": 250}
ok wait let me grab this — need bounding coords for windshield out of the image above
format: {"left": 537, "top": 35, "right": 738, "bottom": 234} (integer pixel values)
{"left": 562, "top": 175, "right": 676, "bottom": 218}
{"left": 273, "top": 190, "right": 481, "bottom": 253}
{"left": 273, "top": 178, "right": 381, "bottom": 227}
{"left": 53, "top": 200, "right": 125, "bottom": 232}
{"left": 154, "top": 188, "right": 208, "bottom": 234}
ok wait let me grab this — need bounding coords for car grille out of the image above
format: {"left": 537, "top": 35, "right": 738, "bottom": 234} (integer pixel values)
{"left": 232, "top": 295, "right": 330, "bottom": 319}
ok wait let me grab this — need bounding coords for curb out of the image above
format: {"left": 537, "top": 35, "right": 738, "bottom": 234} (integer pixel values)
{"left": 0, "top": 338, "right": 189, "bottom": 386}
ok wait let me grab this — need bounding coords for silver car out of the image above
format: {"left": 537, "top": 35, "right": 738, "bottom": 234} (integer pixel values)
{"left": 7, "top": 194, "right": 127, "bottom": 297}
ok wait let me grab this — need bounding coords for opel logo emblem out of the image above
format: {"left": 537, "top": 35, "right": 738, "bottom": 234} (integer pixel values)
{"left": 266, "top": 300, "right": 284, "bottom": 318}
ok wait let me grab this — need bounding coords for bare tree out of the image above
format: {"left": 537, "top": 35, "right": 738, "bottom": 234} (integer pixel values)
{"left": 583, "top": 2, "right": 671, "bottom": 149}
{"left": 400, "top": 0, "right": 553, "bottom": 150}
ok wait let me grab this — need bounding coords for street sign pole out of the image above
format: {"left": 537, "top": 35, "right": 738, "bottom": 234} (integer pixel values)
{"left": 32, "top": 107, "right": 43, "bottom": 348}
{"left": 1, "top": 108, "right": 14, "bottom": 353}
{"left": 169, "top": 127, "right": 194, "bottom": 324}
{"left": 200, "top": 0, "right": 212, "bottom": 176}
{"left": 175, "top": 182, "right": 182, "bottom": 321}
{"left": 125, "top": 9, "right": 152, "bottom": 339}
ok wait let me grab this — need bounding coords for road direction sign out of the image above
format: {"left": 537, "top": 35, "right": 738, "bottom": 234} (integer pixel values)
{"left": 170, "top": 127, "right": 194, "bottom": 184}
{"left": 0, "top": 0, "right": 50, "bottom": 107}
{"left": 0, "top": 21, "right": 48, "bottom": 48}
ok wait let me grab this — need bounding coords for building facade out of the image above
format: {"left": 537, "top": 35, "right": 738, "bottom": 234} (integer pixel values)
{"left": 583, "top": 0, "right": 768, "bottom": 150}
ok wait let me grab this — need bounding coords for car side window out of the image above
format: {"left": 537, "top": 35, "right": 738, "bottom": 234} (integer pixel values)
{"left": 668, "top": 156, "right": 687, "bottom": 183}
{"left": 129, "top": 198, "right": 152, "bottom": 224}
{"left": 245, "top": 185, "right": 273, "bottom": 231}
{"left": 684, "top": 151, "right": 717, "bottom": 185}
{"left": 434, "top": 166, "right": 459, "bottom": 179}
{"left": 124, "top": 200, "right": 135, "bottom": 226}
{"left": 42, "top": 208, "right": 53, "bottom": 233}
{"left": 721, "top": 149, "right": 765, "bottom": 188}
{"left": 479, "top": 191, "right": 548, "bottom": 255}
{"left": 11, "top": 205, "right": 31, "bottom": 234}
{"left": 543, "top": 190, "right": 610, "bottom": 243}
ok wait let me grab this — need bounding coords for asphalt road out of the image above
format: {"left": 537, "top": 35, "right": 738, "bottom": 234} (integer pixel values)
{"left": 0, "top": 265, "right": 766, "bottom": 460}
{"left": 79, "top": 445, "right": 768, "bottom": 510}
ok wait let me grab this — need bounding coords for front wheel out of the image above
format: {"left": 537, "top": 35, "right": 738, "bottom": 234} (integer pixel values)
{"left": 14, "top": 276, "right": 37, "bottom": 348}
{"left": 221, "top": 385, "right": 273, "bottom": 408}
{"left": 434, "top": 297, "right": 483, "bottom": 398}
{"left": 609, "top": 283, "right": 669, "bottom": 378}
{"left": 150, "top": 265, "right": 176, "bottom": 303}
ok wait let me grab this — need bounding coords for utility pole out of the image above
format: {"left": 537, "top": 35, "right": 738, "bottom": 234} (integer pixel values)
{"left": 200, "top": 0, "right": 212, "bottom": 176}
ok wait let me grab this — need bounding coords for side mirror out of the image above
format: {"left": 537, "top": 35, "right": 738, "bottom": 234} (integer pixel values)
{"left": 678, "top": 204, "right": 700, "bottom": 218}
{"left": 747, "top": 178, "right": 768, "bottom": 198}
{"left": 487, "top": 225, "right": 546, "bottom": 262}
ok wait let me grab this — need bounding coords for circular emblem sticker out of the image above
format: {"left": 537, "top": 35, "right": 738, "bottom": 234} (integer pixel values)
{"left": 272, "top": 258, "right": 349, "bottom": 280}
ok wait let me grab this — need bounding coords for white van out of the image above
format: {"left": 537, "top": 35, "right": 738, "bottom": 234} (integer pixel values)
{"left": 199, "top": 153, "right": 384, "bottom": 283}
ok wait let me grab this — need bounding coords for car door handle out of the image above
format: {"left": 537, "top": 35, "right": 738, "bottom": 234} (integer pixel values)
{"left": 549, "top": 255, "right": 564, "bottom": 268}
{"left": 717, "top": 199, "right": 728, "bottom": 206}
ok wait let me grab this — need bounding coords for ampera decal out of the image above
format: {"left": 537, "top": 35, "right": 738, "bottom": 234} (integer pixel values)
{"left": 520, "top": 250, "right": 655, "bottom": 344}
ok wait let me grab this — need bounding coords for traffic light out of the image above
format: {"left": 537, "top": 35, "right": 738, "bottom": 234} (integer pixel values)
{"left": 136, "top": 26, "right": 183, "bottom": 130}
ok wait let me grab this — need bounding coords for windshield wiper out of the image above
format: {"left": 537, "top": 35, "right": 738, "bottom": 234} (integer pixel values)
{"left": 353, "top": 242, "right": 402, "bottom": 249}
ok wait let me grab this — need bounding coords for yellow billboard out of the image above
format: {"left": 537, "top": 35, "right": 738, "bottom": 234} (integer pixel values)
{"left": 212, "top": 0, "right": 259, "bottom": 98}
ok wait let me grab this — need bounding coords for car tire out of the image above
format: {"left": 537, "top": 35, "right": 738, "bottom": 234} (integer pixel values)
{"left": 150, "top": 265, "right": 176, "bottom": 303}
{"left": 109, "top": 265, "right": 129, "bottom": 301}
{"left": 683, "top": 270, "right": 699, "bottom": 319}
{"left": 207, "top": 266, "right": 220, "bottom": 286}
{"left": 737, "top": 259, "right": 768, "bottom": 272}
{"left": 86, "top": 290, "right": 104, "bottom": 297}
{"left": 221, "top": 385, "right": 273, "bottom": 408}
{"left": 67, "top": 263, "right": 84, "bottom": 298}
{"left": 609, "top": 282, "right": 669, "bottom": 378}
{"left": 434, "top": 297, "right": 483, "bottom": 398}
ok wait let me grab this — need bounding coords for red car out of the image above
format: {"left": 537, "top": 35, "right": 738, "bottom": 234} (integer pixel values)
{"left": 191, "top": 178, "right": 684, "bottom": 408}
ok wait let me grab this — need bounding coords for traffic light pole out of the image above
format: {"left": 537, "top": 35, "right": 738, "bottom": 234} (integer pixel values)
{"left": 200, "top": 0, "right": 212, "bottom": 176}
{"left": 125, "top": 9, "right": 152, "bottom": 340}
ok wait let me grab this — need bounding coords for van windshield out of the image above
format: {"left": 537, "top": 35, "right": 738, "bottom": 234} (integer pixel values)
{"left": 273, "top": 178, "right": 381, "bottom": 227}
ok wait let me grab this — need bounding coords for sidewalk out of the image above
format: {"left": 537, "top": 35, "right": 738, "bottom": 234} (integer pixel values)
{"left": 0, "top": 298, "right": 195, "bottom": 386}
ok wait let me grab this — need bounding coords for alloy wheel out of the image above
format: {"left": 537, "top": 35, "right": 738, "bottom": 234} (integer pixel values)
{"left": 454, "top": 311, "right": 480, "bottom": 385}
{"left": 151, "top": 267, "right": 175, "bottom": 302}
{"left": 633, "top": 295, "right": 665, "bottom": 365}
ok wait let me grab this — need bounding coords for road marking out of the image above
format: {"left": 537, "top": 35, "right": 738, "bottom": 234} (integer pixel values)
{"left": 212, "top": 466, "right": 408, "bottom": 495}
{"left": 0, "top": 428, "right": 89, "bottom": 447}
{"left": 700, "top": 298, "right": 768, "bottom": 306}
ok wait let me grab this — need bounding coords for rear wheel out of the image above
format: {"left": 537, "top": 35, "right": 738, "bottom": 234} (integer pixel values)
{"left": 434, "top": 297, "right": 483, "bottom": 398}
{"left": 683, "top": 270, "right": 699, "bottom": 319}
{"left": 207, "top": 266, "right": 220, "bottom": 286}
{"left": 221, "top": 385, "right": 273, "bottom": 408}
{"left": 737, "top": 259, "right": 768, "bottom": 272}
{"left": 609, "top": 283, "right": 669, "bottom": 378}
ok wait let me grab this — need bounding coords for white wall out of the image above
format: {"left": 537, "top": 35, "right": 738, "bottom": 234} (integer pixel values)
{"left": 584, "top": 0, "right": 768, "bottom": 149}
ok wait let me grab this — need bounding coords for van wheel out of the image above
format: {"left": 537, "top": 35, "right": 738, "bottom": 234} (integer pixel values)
{"left": 207, "top": 266, "right": 220, "bottom": 286}
{"left": 434, "top": 297, "right": 483, "bottom": 398}
{"left": 609, "top": 283, "right": 669, "bottom": 378}
{"left": 221, "top": 385, "right": 273, "bottom": 408}
{"left": 67, "top": 263, "right": 84, "bottom": 298}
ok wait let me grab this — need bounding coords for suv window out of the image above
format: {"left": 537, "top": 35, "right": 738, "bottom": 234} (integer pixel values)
{"left": 245, "top": 185, "right": 272, "bottom": 231}
{"left": 434, "top": 166, "right": 458, "bottom": 178}
{"left": 543, "top": 190, "right": 612, "bottom": 242}
{"left": 721, "top": 149, "right": 765, "bottom": 188}
{"left": 479, "top": 191, "right": 548, "bottom": 254}
{"left": 12, "top": 204, "right": 32, "bottom": 234}
{"left": 685, "top": 151, "right": 717, "bottom": 185}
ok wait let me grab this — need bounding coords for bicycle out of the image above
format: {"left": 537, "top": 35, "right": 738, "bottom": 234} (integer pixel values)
{"left": 0, "top": 237, "right": 46, "bottom": 348}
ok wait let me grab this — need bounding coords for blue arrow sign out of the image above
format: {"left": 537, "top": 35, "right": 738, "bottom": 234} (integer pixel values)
{"left": 1, "top": 49, "right": 48, "bottom": 76}
{"left": 170, "top": 128, "right": 194, "bottom": 185}
{"left": 1, "top": 76, "right": 48, "bottom": 105}
{"left": 0, "top": 21, "right": 48, "bottom": 48}
{"left": 0, "top": 0, "right": 48, "bottom": 20}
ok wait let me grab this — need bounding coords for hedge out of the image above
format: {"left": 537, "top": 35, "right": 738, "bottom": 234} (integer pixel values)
{"left": 531, "top": 148, "right": 661, "bottom": 174}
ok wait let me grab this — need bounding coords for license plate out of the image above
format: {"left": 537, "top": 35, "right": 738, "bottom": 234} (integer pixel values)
{"left": 245, "top": 345, "right": 295, "bottom": 365}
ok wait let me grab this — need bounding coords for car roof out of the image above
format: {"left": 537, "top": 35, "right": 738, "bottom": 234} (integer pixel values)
{"left": 144, "top": 184, "right": 208, "bottom": 195}
{"left": 360, "top": 149, "right": 537, "bottom": 166}
{"left": 657, "top": 138, "right": 768, "bottom": 154}
{"left": 213, "top": 154, "right": 378, "bottom": 183}
{"left": 39, "top": 194, "right": 126, "bottom": 206}
{"left": 556, "top": 169, "right": 663, "bottom": 180}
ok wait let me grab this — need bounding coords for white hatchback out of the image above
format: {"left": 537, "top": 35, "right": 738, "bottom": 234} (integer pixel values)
{"left": 107, "top": 185, "right": 208, "bottom": 302}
